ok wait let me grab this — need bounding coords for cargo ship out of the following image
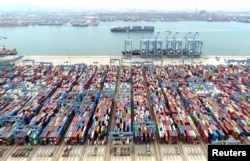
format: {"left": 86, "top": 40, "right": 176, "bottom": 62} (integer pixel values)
{"left": 70, "top": 20, "right": 88, "bottom": 27}
{"left": 111, "top": 26, "right": 154, "bottom": 32}
{"left": 122, "top": 49, "right": 184, "bottom": 56}
{"left": 0, "top": 46, "right": 18, "bottom": 56}
{"left": 0, "top": 22, "right": 29, "bottom": 27}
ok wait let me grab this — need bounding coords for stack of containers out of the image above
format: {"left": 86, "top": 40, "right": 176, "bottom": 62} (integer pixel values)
{"left": 74, "top": 64, "right": 96, "bottom": 92}
{"left": 114, "top": 83, "right": 131, "bottom": 133}
{"left": 181, "top": 64, "right": 248, "bottom": 144}
{"left": 162, "top": 86, "right": 185, "bottom": 115}
{"left": 173, "top": 114, "right": 200, "bottom": 144}
{"left": 28, "top": 112, "right": 52, "bottom": 145}
{"left": 39, "top": 105, "right": 74, "bottom": 145}
{"left": 120, "top": 66, "right": 131, "bottom": 82}
{"left": 87, "top": 65, "right": 115, "bottom": 145}
{"left": 82, "top": 91, "right": 100, "bottom": 103}
{"left": 16, "top": 101, "right": 41, "bottom": 124}
{"left": 214, "top": 66, "right": 250, "bottom": 140}
{"left": 79, "top": 65, "right": 97, "bottom": 90}
{"left": 61, "top": 65, "right": 96, "bottom": 145}
{"left": 36, "top": 86, "right": 57, "bottom": 105}
{"left": 0, "top": 99, "right": 26, "bottom": 117}
{"left": 0, "top": 65, "right": 90, "bottom": 146}
{"left": 1, "top": 65, "right": 65, "bottom": 145}
{"left": 0, "top": 122, "right": 19, "bottom": 145}
{"left": 88, "top": 65, "right": 108, "bottom": 91}
{"left": 64, "top": 102, "right": 95, "bottom": 145}
{"left": 0, "top": 101, "right": 9, "bottom": 112}
{"left": 111, "top": 66, "right": 132, "bottom": 144}
{"left": 103, "top": 65, "right": 118, "bottom": 91}
{"left": 14, "top": 125, "right": 43, "bottom": 145}
{"left": 195, "top": 93, "right": 244, "bottom": 143}
{"left": 145, "top": 66, "right": 177, "bottom": 144}
{"left": 132, "top": 65, "right": 154, "bottom": 144}
{"left": 88, "top": 92, "right": 113, "bottom": 145}
{"left": 157, "top": 65, "right": 201, "bottom": 144}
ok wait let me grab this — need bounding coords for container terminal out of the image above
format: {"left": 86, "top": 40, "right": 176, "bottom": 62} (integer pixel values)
{"left": 0, "top": 55, "right": 250, "bottom": 161}
{"left": 0, "top": 36, "right": 250, "bottom": 161}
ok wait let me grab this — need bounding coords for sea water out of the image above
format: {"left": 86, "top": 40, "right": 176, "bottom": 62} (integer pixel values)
{"left": 1, "top": 21, "right": 250, "bottom": 56}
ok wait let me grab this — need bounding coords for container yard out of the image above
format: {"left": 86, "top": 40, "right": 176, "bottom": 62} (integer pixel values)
{"left": 0, "top": 58, "right": 250, "bottom": 161}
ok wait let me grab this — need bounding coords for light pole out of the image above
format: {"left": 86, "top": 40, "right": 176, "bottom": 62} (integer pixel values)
{"left": 69, "top": 54, "right": 71, "bottom": 65}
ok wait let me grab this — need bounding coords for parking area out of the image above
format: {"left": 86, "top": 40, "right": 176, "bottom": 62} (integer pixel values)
{"left": 159, "top": 144, "right": 184, "bottom": 161}
{"left": 6, "top": 146, "right": 38, "bottom": 161}
{"left": 0, "top": 146, "right": 16, "bottom": 160}
{"left": 110, "top": 155, "right": 132, "bottom": 161}
{"left": 182, "top": 144, "right": 207, "bottom": 161}
{"left": 135, "top": 145, "right": 156, "bottom": 161}
{"left": 83, "top": 146, "right": 106, "bottom": 161}
{"left": 32, "top": 146, "right": 57, "bottom": 161}
{"left": 58, "top": 145, "right": 84, "bottom": 161}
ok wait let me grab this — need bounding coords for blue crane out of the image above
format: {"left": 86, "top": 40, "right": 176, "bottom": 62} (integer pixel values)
{"left": 22, "top": 59, "right": 35, "bottom": 66}
{"left": 155, "top": 32, "right": 163, "bottom": 56}
{"left": 60, "top": 64, "right": 74, "bottom": 71}
{"left": 110, "top": 58, "right": 120, "bottom": 66}
{"left": 185, "top": 32, "right": 203, "bottom": 56}
{"left": 140, "top": 35, "right": 149, "bottom": 56}
{"left": 39, "top": 62, "right": 53, "bottom": 69}
{"left": 124, "top": 36, "right": 132, "bottom": 57}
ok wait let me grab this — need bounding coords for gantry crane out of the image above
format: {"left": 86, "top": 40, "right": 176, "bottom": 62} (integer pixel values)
{"left": 185, "top": 32, "right": 203, "bottom": 56}
{"left": 140, "top": 35, "right": 149, "bottom": 56}
{"left": 110, "top": 58, "right": 120, "bottom": 66}
{"left": 166, "top": 32, "right": 182, "bottom": 56}
{"left": 124, "top": 34, "right": 132, "bottom": 57}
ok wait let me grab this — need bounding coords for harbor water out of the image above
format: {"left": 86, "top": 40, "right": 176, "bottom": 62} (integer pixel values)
{"left": 1, "top": 21, "right": 250, "bottom": 56}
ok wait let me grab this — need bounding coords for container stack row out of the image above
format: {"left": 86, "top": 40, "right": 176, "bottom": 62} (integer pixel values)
{"left": 176, "top": 64, "right": 248, "bottom": 144}
{"left": 88, "top": 65, "right": 108, "bottom": 91}
{"left": 110, "top": 65, "right": 132, "bottom": 144}
{"left": 114, "top": 83, "right": 132, "bottom": 137}
{"left": 103, "top": 65, "right": 118, "bottom": 91}
{"left": 88, "top": 92, "right": 113, "bottom": 145}
{"left": 114, "top": 66, "right": 131, "bottom": 133}
{"left": 87, "top": 65, "right": 116, "bottom": 145}
{"left": 64, "top": 102, "right": 96, "bottom": 145}
{"left": 0, "top": 122, "right": 19, "bottom": 145}
{"left": 156, "top": 65, "right": 202, "bottom": 144}
{"left": 145, "top": 66, "right": 178, "bottom": 144}
{"left": 62, "top": 65, "right": 97, "bottom": 145}
{"left": 77, "top": 65, "right": 96, "bottom": 90}
{"left": 132, "top": 65, "right": 154, "bottom": 144}
{"left": 39, "top": 105, "right": 74, "bottom": 145}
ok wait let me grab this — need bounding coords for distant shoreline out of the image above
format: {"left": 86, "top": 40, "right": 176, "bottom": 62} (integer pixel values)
{"left": 17, "top": 55, "right": 249, "bottom": 66}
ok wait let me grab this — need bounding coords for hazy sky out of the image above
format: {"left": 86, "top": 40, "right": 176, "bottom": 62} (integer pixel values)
{"left": 1, "top": 0, "right": 249, "bottom": 11}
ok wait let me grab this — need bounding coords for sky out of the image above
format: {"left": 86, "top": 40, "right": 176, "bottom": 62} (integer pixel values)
{"left": 0, "top": 0, "right": 249, "bottom": 11}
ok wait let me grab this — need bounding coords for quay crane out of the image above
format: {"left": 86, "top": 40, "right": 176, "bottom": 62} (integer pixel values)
{"left": 124, "top": 34, "right": 132, "bottom": 57}
{"left": 185, "top": 32, "right": 203, "bottom": 56}
{"left": 110, "top": 58, "right": 120, "bottom": 66}
{"left": 155, "top": 32, "right": 163, "bottom": 56}
{"left": 166, "top": 32, "right": 182, "bottom": 56}
{"left": 140, "top": 35, "right": 149, "bottom": 56}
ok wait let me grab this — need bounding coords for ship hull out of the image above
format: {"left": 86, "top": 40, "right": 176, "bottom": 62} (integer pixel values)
{"left": 111, "top": 26, "right": 154, "bottom": 32}
{"left": 122, "top": 50, "right": 201, "bottom": 57}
